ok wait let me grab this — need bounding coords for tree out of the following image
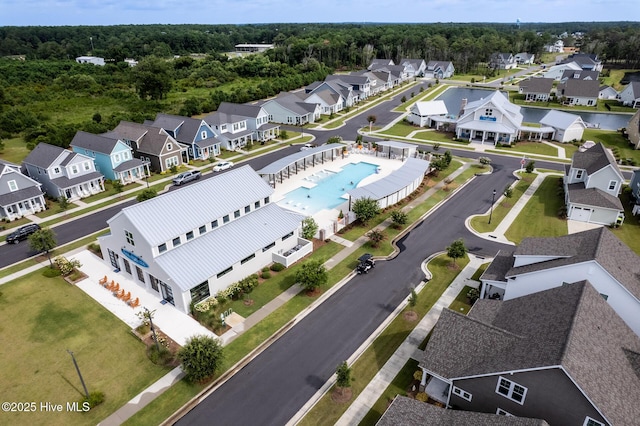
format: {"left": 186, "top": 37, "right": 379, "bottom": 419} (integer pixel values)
{"left": 336, "top": 361, "right": 352, "bottom": 389}
{"left": 301, "top": 217, "right": 319, "bottom": 240}
{"left": 478, "top": 156, "right": 492, "bottom": 168}
{"left": 366, "top": 115, "right": 377, "bottom": 125}
{"left": 178, "top": 335, "right": 224, "bottom": 383}
{"left": 408, "top": 288, "right": 418, "bottom": 307}
{"left": 29, "top": 227, "right": 57, "bottom": 267}
{"left": 137, "top": 188, "right": 158, "bottom": 202}
{"left": 112, "top": 180, "right": 124, "bottom": 193}
{"left": 295, "top": 259, "right": 328, "bottom": 292}
{"left": 446, "top": 238, "right": 467, "bottom": 267}
{"left": 400, "top": 95, "right": 407, "bottom": 103}
{"left": 57, "top": 195, "right": 69, "bottom": 212}
{"left": 366, "top": 228, "right": 385, "bottom": 248}
{"left": 390, "top": 210, "right": 408, "bottom": 228}
{"left": 352, "top": 197, "right": 380, "bottom": 225}
{"left": 279, "top": 130, "right": 288, "bottom": 140}
{"left": 327, "top": 135, "right": 342, "bottom": 144}
{"left": 132, "top": 56, "right": 173, "bottom": 100}
{"left": 525, "top": 160, "right": 535, "bottom": 173}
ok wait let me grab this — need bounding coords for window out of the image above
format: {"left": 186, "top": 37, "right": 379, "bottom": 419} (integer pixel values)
{"left": 115, "top": 153, "right": 121, "bottom": 162}
{"left": 245, "top": 205, "right": 251, "bottom": 214}
{"left": 234, "top": 210, "right": 240, "bottom": 219}
{"left": 83, "top": 162, "right": 91, "bottom": 171}
{"left": 608, "top": 180, "right": 617, "bottom": 191}
{"left": 223, "top": 215, "right": 230, "bottom": 224}
{"left": 71, "top": 165, "right": 79, "bottom": 174}
{"left": 165, "top": 156, "right": 179, "bottom": 168}
{"left": 583, "top": 418, "right": 604, "bottom": 426}
{"left": 190, "top": 282, "right": 211, "bottom": 304}
{"left": 8, "top": 180, "right": 17, "bottom": 192}
{"left": 262, "top": 241, "right": 276, "bottom": 252}
{"left": 125, "top": 230, "right": 135, "bottom": 246}
{"left": 158, "top": 243, "right": 167, "bottom": 254}
{"left": 53, "top": 167, "right": 61, "bottom": 174}
{"left": 282, "top": 231, "right": 294, "bottom": 240}
{"left": 264, "top": 196, "right": 270, "bottom": 204}
{"left": 496, "top": 377, "right": 527, "bottom": 404}
{"left": 221, "top": 124, "right": 227, "bottom": 132}
{"left": 576, "top": 169, "right": 583, "bottom": 179}
{"left": 217, "top": 266, "right": 233, "bottom": 279}
{"left": 211, "top": 220, "right": 218, "bottom": 229}
{"left": 255, "top": 201, "right": 260, "bottom": 209}
{"left": 167, "top": 143, "right": 172, "bottom": 151}
{"left": 496, "top": 408, "right": 513, "bottom": 416}
{"left": 199, "top": 225, "right": 207, "bottom": 235}
{"left": 485, "top": 108, "right": 493, "bottom": 116}
{"left": 172, "top": 237, "right": 181, "bottom": 247}
{"left": 241, "top": 253, "right": 255, "bottom": 264}
{"left": 201, "top": 131, "right": 207, "bottom": 139}
{"left": 452, "top": 386, "right": 472, "bottom": 402}
{"left": 123, "top": 151, "right": 129, "bottom": 160}
{"left": 186, "top": 231, "right": 194, "bottom": 241}
{"left": 136, "top": 266, "right": 145, "bottom": 283}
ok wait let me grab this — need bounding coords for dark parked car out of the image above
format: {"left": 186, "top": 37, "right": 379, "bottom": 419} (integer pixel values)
{"left": 6, "top": 223, "right": 41, "bottom": 244}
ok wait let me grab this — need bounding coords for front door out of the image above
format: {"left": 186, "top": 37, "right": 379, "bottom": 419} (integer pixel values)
{"left": 159, "top": 281, "right": 174, "bottom": 306}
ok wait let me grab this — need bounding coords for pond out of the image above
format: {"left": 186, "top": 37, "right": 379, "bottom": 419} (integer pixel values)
{"left": 435, "top": 87, "right": 634, "bottom": 131}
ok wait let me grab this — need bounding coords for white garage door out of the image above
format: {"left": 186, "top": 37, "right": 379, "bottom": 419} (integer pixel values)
{"left": 570, "top": 206, "right": 592, "bottom": 222}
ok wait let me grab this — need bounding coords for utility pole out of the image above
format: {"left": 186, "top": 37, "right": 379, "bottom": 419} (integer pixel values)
{"left": 67, "top": 350, "right": 89, "bottom": 398}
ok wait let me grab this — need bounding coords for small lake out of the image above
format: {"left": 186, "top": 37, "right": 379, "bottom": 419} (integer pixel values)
{"left": 435, "top": 87, "right": 633, "bottom": 131}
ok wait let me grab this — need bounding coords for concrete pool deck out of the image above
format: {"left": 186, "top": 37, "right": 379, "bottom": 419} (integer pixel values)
{"left": 272, "top": 152, "right": 407, "bottom": 233}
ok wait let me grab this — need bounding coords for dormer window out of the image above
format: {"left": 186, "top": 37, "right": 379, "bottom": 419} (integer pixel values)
{"left": 575, "top": 170, "right": 583, "bottom": 179}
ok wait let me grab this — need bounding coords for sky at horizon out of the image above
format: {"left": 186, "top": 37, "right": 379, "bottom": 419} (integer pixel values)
{"left": 0, "top": 0, "right": 637, "bottom": 27}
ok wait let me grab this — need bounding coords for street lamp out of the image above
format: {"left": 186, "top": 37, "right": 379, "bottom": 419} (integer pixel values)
{"left": 488, "top": 189, "right": 497, "bottom": 224}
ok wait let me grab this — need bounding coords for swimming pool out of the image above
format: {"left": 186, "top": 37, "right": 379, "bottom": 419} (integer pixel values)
{"left": 280, "top": 162, "right": 379, "bottom": 214}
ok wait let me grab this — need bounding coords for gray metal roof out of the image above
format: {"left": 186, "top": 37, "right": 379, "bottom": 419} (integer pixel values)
{"left": 256, "top": 145, "right": 345, "bottom": 176}
{"left": 378, "top": 396, "right": 548, "bottom": 426}
{"left": 155, "top": 202, "right": 303, "bottom": 291}
{"left": 419, "top": 281, "right": 640, "bottom": 425}
{"left": 112, "top": 165, "right": 273, "bottom": 246}
{"left": 539, "top": 109, "right": 585, "bottom": 130}
{"left": 348, "top": 158, "right": 429, "bottom": 201}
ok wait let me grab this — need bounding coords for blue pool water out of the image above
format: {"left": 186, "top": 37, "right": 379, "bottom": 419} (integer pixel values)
{"left": 280, "top": 162, "right": 379, "bottom": 214}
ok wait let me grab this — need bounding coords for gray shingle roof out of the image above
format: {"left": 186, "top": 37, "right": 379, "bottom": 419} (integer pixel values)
{"left": 566, "top": 182, "right": 624, "bottom": 210}
{"left": 50, "top": 171, "right": 104, "bottom": 189}
{"left": 508, "top": 227, "right": 640, "bottom": 299}
{"left": 419, "top": 281, "right": 640, "bottom": 425}
{"left": 558, "top": 79, "right": 599, "bottom": 98}
{"left": 151, "top": 113, "right": 205, "bottom": 145}
{"left": 22, "top": 143, "right": 67, "bottom": 169}
{"left": 0, "top": 186, "right": 43, "bottom": 206}
{"left": 264, "top": 92, "right": 318, "bottom": 116}
{"left": 70, "top": 131, "right": 121, "bottom": 155}
{"left": 560, "top": 69, "right": 600, "bottom": 81}
{"left": 519, "top": 77, "right": 554, "bottom": 94}
{"left": 377, "top": 396, "right": 549, "bottom": 426}
{"left": 571, "top": 142, "right": 622, "bottom": 176}
{"left": 108, "top": 121, "right": 149, "bottom": 142}
{"left": 112, "top": 158, "right": 148, "bottom": 172}
{"left": 479, "top": 249, "right": 515, "bottom": 282}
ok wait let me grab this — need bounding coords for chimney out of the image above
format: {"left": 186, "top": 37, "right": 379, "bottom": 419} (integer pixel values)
{"left": 459, "top": 98, "right": 468, "bottom": 117}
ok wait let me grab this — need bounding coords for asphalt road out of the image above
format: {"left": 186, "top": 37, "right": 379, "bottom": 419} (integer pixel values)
{"left": 176, "top": 152, "right": 526, "bottom": 425}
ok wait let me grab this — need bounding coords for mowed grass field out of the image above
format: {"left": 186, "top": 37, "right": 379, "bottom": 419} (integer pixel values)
{"left": 0, "top": 269, "right": 170, "bottom": 426}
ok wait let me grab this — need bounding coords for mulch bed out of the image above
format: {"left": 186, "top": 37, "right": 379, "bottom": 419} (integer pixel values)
{"left": 142, "top": 329, "right": 181, "bottom": 368}
{"left": 305, "top": 287, "right": 323, "bottom": 298}
{"left": 331, "top": 387, "right": 353, "bottom": 403}
{"left": 403, "top": 311, "right": 418, "bottom": 322}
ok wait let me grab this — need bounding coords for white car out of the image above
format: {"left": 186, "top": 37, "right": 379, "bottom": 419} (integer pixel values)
{"left": 213, "top": 161, "right": 234, "bottom": 172}
{"left": 300, "top": 144, "right": 314, "bottom": 151}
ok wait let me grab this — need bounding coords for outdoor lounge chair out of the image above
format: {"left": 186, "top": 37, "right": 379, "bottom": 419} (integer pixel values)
{"left": 121, "top": 292, "right": 131, "bottom": 302}
{"left": 99, "top": 275, "right": 108, "bottom": 285}
{"left": 128, "top": 297, "right": 140, "bottom": 308}
{"left": 112, "top": 283, "right": 120, "bottom": 293}
{"left": 115, "top": 289, "right": 125, "bottom": 299}
{"left": 106, "top": 280, "right": 115, "bottom": 290}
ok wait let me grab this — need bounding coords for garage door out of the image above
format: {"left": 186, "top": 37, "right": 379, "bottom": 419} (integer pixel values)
{"left": 570, "top": 206, "right": 592, "bottom": 222}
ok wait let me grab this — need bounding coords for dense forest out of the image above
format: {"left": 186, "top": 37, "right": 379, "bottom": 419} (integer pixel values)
{"left": 1, "top": 22, "right": 639, "bottom": 150}
{"left": 2, "top": 22, "right": 640, "bottom": 70}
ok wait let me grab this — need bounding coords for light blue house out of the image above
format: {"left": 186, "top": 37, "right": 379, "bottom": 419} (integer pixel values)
{"left": 70, "top": 131, "right": 149, "bottom": 184}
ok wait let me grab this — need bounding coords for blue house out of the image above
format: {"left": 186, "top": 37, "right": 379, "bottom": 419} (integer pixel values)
{"left": 70, "top": 131, "right": 150, "bottom": 184}
{"left": 148, "top": 113, "right": 220, "bottom": 161}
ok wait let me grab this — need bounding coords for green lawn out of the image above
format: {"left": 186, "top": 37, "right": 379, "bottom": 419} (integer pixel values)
{"left": 497, "top": 141, "right": 559, "bottom": 157}
{"left": 470, "top": 262, "right": 490, "bottom": 281}
{"left": 613, "top": 192, "right": 640, "bottom": 255}
{"left": 504, "top": 176, "right": 568, "bottom": 244}
{"left": 0, "top": 137, "right": 31, "bottom": 164}
{"left": 298, "top": 254, "right": 470, "bottom": 426}
{"left": 0, "top": 269, "right": 170, "bottom": 426}
{"left": 448, "top": 285, "right": 474, "bottom": 315}
{"left": 470, "top": 172, "right": 536, "bottom": 233}
{"left": 583, "top": 129, "right": 640, "bottom": 165}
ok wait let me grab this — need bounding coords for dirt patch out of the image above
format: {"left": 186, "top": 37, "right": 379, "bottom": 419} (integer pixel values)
{"left": 403, "top": 311, "right": 418, "bottom": 322}
{"left": 243, "top": 299, "right": 255, "bottom": 306}
{"left": 313, "top": 238, "right": 327, "bottom": 250}
{"left": 305, "top": 287, "right": 323, "bottom": 298}
{"left": 331, "top": 387, "right": 353, "bottom": 403}
{"left": 500, "top": 201, "right": 512, "bottom": 208}
{"left": 447, "top": 263, "right": 460, "bottom": 271}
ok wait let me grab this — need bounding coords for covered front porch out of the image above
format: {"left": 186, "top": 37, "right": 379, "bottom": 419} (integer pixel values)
{"left": 195, "top": 139, "right": 221, "bottom": 160}
{"left": 58, "top": 178, "right": 105, "bottom": 201}
{"left": 256, "top": 123, "right": 280, "bottom": 142}
{"left": 113, "top": 159, "right": 150, "bottom": 185}
{"left": 223, "top": 130, "right": 255, "bottom": 151}
{"left": 419, "top": 371, "right": 450, "bottom": 405}
{"left": 0, "top": 189, "right": 46, "bottom": 220}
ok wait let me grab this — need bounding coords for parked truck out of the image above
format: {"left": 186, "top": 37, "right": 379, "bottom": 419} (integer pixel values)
{"left": 172, "top": 170, "right": 201, "bottom": 186}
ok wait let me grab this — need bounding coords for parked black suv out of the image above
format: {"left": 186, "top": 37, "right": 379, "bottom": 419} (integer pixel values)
{"left": 6, "top": 224, "right": 41, "bottom": 244}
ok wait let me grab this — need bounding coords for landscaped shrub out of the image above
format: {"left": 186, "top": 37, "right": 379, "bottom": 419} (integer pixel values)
{"left": 81, "top": 391, "right": 105, "bottom": 408}
{"left": 416, "top": 392, "right": 429, "bottom": 402}
{"left": 53, "top": 256, "right": 82, "bottom": 276}
{"left": 270, "top": 263, "right": 285, "bottom": 272}
{"left": 261, "top": 271, "right": 271, "bottom": 279}
{"left": 42, "top": 268, "right": 62, "bottom": 278}
{"left": 261, "top": 266, "right": 270, "bottom": 273}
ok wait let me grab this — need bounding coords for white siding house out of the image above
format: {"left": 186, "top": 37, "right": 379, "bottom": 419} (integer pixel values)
{"left": 98, "top": 165, "right": 309, "bottom": 314}
{"left": 619, "top": 82, "right": 640, "bottom": 108}
{"left": 539, "top": 110, "right": 586, "bottom": 143}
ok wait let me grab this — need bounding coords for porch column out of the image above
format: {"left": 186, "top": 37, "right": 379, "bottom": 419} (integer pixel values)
{"left": 420, "top": 367, "right": 428, "bottom": 387}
